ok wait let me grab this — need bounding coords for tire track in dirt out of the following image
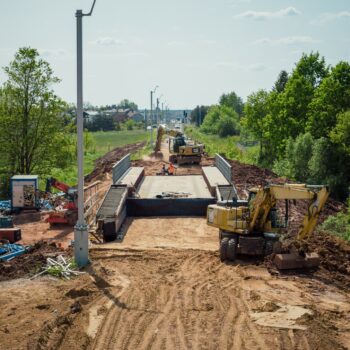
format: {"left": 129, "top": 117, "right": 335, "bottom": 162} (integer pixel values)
{"left": 82, "top": 248, "right": 347, "bottom": 350}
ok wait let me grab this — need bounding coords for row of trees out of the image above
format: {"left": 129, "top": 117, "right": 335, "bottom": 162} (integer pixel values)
{"left": 192, "top": 52, "right": 349, "bottom": 200}
{"left": 243, "top": 52, "right": 350, "bottom": 199}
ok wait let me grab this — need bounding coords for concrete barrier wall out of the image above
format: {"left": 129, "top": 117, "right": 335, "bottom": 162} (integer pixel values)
{"left": 126, "top": 198, "right": 216, "bottom": 217}
{"left": 112, "top": 154, "right": 131, "bottom": 184}
{"left": 215, "top": 154, "right": 232, "bottom": 183}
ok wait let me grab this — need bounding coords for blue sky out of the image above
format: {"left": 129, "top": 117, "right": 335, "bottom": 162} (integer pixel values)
{"left": 0, "top": 0, "right": 349, "bottom": 109}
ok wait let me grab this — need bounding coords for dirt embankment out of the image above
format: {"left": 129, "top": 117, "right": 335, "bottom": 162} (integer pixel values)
{"left": 85, "top": 142, "right": 146, "bottom": 183}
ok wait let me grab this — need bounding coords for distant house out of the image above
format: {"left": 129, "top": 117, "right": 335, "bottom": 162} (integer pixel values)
{"left": 110, "top": 108, "right": 133, "bottom": 123}
{"left": 129, "top": 112, "right": 144, "bottom": 123}
{"left": 109, "top": 109, "right": 144, "bottom": 123}
{"left": 84, "top": 110, "right": 99, "bottom": 122}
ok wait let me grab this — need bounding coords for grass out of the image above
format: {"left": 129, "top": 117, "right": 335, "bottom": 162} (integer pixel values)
{"left": 321, "top": 199, "right": 350, "bottom": 242}
{"left": 185, "top": 126, "right": 259, "bottom": 164}
{"left": 49, "top": 129, "right": 151, "bottom": 186}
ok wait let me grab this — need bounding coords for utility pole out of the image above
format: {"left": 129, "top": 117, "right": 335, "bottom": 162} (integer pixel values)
{"left": 150, "top": 85, "right": 158, "bottom": 145}
{"left": 161, "top": 102, "right": 164, "bottom": 124}
{"left": 75, "top": 0, "right": 97, "bottom": 267}
{"left": 156, "top": 98, "right": 160, "bottom": 125}
{"left": 150, "top": 90, "right": 153, "bottom": 144}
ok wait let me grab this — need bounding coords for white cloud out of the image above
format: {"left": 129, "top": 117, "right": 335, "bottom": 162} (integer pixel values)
{"left": 234, "top": 6, "right": 301, "bottom": 20}
{"left": 312, "top": 11, "right": 350, "bottom": 25}
{"left": 254, "top": 36, "right": 319, "bottom": 45}
{"left": 39, "top": 49, "right": 68, "bottom": 57}
{"left": 93, "top": 37, "right": 126, "bottom": 46}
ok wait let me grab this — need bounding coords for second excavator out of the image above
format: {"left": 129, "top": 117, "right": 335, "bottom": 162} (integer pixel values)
{"left": 207, "top": 183, "right": 329, "bottom": 269}
{"left": 155, "top": 126, "right": 205, "bottom": 165}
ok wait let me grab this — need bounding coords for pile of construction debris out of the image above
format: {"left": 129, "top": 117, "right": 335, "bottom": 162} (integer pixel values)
{"left": 0, "top": 241, "right": 68, "bottom": 281}
{"left": 31, "top": 255, "right": 83, "bottom": 280}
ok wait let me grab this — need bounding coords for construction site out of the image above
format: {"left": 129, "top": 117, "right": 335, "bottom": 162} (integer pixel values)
{"left": 0, "top": 132, "right": 349, "bottom": 350}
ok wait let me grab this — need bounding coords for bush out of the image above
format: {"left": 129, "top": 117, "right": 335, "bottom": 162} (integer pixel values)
{"left": 217, "top": 115, "right": 239, "bottom": 137}
{"left": 321, "top": 198, "right": 350, "bottom": 242}
{"left": 125, "top": 119, "right": 135, "bottom": 130}
{"left": 200, "top": 105, "right": 239, "bottom": 136}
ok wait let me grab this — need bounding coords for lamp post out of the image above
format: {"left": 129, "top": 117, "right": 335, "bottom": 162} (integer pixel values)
{"left": 156, "top": 94, "right": 163, "bottom": 126}
{"left": 150, "top": 85, "right": 158, "bottom": 144}
{"left": 75, "top": 0, "right": 97, "bottom": 267}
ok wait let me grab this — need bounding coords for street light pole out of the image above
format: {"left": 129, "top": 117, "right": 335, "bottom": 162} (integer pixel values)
{"left": 150, "top": 90, "right": 153, "bottom": 144}
{"left": 75, "top": 0, "right": 97, "bottom": 268}
{"left": 150, "top": 85, "right": 158, "bottom": 145}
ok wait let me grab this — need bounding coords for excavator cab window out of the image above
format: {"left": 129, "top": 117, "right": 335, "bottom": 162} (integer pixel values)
{"left": 269, "top": 202, "right": 288, "bottom": 229}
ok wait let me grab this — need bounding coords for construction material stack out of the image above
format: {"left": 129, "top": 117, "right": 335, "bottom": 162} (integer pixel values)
{"left": 0, "top": 215, "right": 21, "bottom": 243}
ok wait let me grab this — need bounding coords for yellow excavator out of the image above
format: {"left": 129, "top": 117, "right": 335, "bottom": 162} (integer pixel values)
{"left": 207, "top": 184, "right": 329, "bottom": 269}
{"left": 155, "top": 126, "right": 205, "bottom": 165}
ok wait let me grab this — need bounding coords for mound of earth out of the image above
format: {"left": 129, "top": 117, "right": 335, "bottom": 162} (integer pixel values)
{"left": 85, "top": 142, "right": 146, "bottom": 182}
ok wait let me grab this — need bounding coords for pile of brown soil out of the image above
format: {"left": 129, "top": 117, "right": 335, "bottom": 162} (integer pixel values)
{"left": 308, "top": 231, "right": 350, "bottom": 288}
{"left": 85, "top": 142, "right": 146, "bottom": 182}
{"left": 0, "top": 241, "right": 67, "bottom": 281}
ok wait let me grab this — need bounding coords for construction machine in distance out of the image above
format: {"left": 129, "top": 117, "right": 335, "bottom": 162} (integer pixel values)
{"left": 155, "top": 126, "right": 205, "bottom": 165}
{"left": 45, "top": 177, "right": 78, "bottom": 226}
{"left": 207, "top": 184, "right": 329, "bottom": 269}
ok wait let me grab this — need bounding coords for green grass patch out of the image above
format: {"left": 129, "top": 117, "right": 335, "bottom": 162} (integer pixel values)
{"left": 321, "top": 203, "right": 350, "bottom": 242}
{"left": 185, "top": 126, "right": 259, "bottom": 164}
{"left": 48, "top": 129, "right": 151, "bottom": 186}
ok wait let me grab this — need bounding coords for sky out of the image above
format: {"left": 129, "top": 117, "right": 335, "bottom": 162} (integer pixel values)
{"left": 0, "top": 0, "right": 349, "bottom": 109}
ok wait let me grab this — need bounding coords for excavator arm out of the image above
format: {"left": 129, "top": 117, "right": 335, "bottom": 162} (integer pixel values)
{"left": 248, "top": 184, "right": 329, "bottom": 238}
{"left": 45, "top": 177, "right": 71, "bottom": 194}
{"left": 297, "top": 186, "right": 329, "bottom": 240}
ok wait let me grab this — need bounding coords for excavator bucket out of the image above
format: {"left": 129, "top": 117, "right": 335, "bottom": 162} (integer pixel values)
{"left": 273, "top": 252, "right": 320, "bottom": 270}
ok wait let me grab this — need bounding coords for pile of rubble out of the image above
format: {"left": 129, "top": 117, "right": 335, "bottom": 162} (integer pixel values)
{"left": 0, "top": 241, "right": 67, "bottom": 281}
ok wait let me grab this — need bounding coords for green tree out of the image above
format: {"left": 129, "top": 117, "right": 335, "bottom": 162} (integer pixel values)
{"left": 330, "top": 111, "right": 350, "bottom": 155}
{"left": 118, "top": 99, "right": 138, "bottom": 111}
{"left": 273, "top": 70, "right": 289, "bottom": 93}
{"left": 190, "top": 105, "right": 209, "bottom": 125}
{"left": 307, "top": 62, "right": 350, "bottom": 138}
{"left": 219, "top": 91, "right": 244, "bottom": 116}
{"left": 294, "top": 52, "right": 329, "bottom": 88}
{"left": 200, "top": 105, "right": 239, "bottom": 136}
{"left": 242, "top": 90, "right": 270, "bottom": 156}
{"left": 0, "top": 47, "right": 74, "bottom": 177}
{"left": 217, "top": 115, "right": 239, "bottom": 137}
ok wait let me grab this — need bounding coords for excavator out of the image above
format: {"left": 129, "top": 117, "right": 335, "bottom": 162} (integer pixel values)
{"left": 45, "top": 177, "right": 78, "bottom": 226}
{"left": 207, "top": 184, "right": 329, "bottom": 269}
{"left": 155, "top": 126, "right": 205, "bottom": 165}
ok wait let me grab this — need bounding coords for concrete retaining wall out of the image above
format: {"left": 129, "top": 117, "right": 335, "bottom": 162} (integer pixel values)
{"left": 127, "top": 198, "right": 216, "bottom": 217}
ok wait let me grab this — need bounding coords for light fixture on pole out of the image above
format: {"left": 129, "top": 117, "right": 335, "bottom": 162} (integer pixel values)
{"left": 75, "top": 0, "right": 97, "bottom": 267}
{"left": 150, "top": 85, "right": 158, "bottom": 144}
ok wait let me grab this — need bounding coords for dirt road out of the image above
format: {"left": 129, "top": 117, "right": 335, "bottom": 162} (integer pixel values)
{"left": 1, "top": 217, "right": 349, "bottom": 350}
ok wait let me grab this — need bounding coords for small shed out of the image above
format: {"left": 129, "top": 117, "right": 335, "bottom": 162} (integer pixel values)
{"left": 10, "top": 175, "right": 39, "bottom": 211}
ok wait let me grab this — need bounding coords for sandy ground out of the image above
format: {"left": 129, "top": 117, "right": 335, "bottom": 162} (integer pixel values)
{"left": 1, "top": 219, "right": 350, "bottom": 349}
{"left": 1, "top": 141, "right": 350, "bottom": 349}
